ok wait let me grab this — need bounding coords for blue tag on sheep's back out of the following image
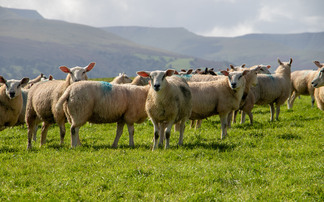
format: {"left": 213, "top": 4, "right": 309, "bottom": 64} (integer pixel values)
{"left": 99, "top": 81, "right": 112, "bottom": 93}
{"left": 175, "top": 74, "right": 192, "bottom": 80}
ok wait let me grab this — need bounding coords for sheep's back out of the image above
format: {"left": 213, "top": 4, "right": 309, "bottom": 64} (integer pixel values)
{"left": 314, "top": 87, "right": 324, "bottom": 111}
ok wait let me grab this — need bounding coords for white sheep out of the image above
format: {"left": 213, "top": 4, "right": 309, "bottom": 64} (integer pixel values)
{"left": 55, "top": 81, "right": 149, "bottom": 148}
{"left": 0, "top": 76, "right": 29, "bottom": 131}
{"left": 311, "top": 61, "right": 324, "bottom": 111}
{"left": 111, "top": 73, "right": 132, "bottom": 84}
{"left": 136, "top": 70, "right": 192, "bottom": 150}
{"left": 252, "top": 58, "right": 293, "bottom": 121}
{"left": 188, "top": 70, "right": 248, "bottom": 139}
{"left": 287, "top": 61, "right": 323, "bottom": 109}
{"left": 131, "top": 75, "right": 150, "bottom": 86}
{"left": 230, "top": 64, "right": 271, "bottom": 74}
{"left": 26, "top": 62, "right": 95, "bottom": 149}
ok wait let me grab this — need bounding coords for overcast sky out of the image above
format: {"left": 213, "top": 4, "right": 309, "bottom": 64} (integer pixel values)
{"left": 1, "top": 0, "right": 324, "bottom": 37}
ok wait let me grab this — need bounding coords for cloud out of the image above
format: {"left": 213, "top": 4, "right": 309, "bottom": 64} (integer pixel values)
{"left": 0, "top": 0, "right": 323, "bottom": 37}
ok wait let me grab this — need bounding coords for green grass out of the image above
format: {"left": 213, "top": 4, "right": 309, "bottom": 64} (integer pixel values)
{"left": 0, "top": 96, "right": 323, "bottom": 201}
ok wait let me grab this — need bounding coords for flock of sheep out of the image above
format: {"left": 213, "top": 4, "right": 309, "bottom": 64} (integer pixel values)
{"left": 1, "top": 59, "right": 324, "bottom": 150}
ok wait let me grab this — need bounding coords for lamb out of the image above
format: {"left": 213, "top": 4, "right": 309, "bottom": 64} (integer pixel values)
{"left": 287, "top": 62, "right": 322, "bottom": 109}
{"left": 311, "top": 61, "right": 324, "bottom": 111}
{"left": 131, "top": 75, "right": 150, "bottom": 86}
{"left": 110, "top": 73, "right": 132, "bottom": 84}
{"left": 136, "top": 70, "right": 192, "bottom": 150}
{"left": 0, "top": 76, "right": 29, "bottom": 131}
{"left": 26, "top": 62, "right": 95, "bottom": 149}
{"left": 188, "top": 70, "right": 248, "bottom": 139}
{"left": 252, "top": 58, "right": 293, "bottom": 121}
{"left": 55, "top": 81, "right": 149, "bottom": 148}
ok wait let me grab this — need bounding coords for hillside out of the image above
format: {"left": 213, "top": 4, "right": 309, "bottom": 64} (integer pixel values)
{"left": 0, "top": 7, "right": 225, "bottom": 79}
{"left": 103, "top": 26, "right": 324, "bottom": 71}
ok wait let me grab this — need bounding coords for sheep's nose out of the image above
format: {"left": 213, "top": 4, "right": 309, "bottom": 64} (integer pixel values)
{"left": 9, "top": 92, "right": 15, "bottom": 98}
{"left": 153, "top": 84, "right": 160, "bottom": 91}
{"left": 75, "top": 79, "right": 80, "bottom": 82}
{"left": 231, "top": 83, "right": 237, "bottom": 88}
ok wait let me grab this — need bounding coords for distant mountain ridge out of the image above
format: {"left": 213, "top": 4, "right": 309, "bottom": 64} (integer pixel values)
{"left": 103, "top": 26, "right": 324, "bottom": 71}
{"left": 0, "top": 7, "right": 224, "bottom": 79}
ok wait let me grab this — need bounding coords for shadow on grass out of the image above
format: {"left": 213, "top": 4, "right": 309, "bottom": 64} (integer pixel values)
{"left": 183, "top": 141, "right": 236, "bottom": 152}
{"left": 276, "top": 133, "right": 302, "bottom": 140}
{"left": 0, "top": 146, "right": 19, "bottom": 153}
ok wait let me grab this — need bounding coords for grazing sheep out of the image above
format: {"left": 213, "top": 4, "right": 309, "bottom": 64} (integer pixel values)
{"left": 0, "top": 76, "right": 29, "bottom": 131}
{"left": 136, "top": 70, "right": 192, "bottom": 150}
{"left": 188, "top": 70, "right": 248, "bottom": 139}
{"left": 55, "top": 81, "right": 149, "bottom": 148}
{"left": 287, "top": 62, "right": 323, "bottom": 109}
{"left": 26, "top": 62, "right": 95, "bottom": 149}
{"left": 111, "top": 73, "right": 132, "bottom": 84}
{"left": 131, "top": 75, "right": 150, "bottom": 86}
{"left": 252, "top": 58, "right": 293, "bottom": 121}
{"left": 311, "top": 61, "right": 324, "bottom": 111}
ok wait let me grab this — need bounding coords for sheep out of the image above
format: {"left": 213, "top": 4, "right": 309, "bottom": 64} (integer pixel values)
{"left": 311, "top": 61, "right": 324, "bottom": 111}
{"left": 111, "top": 73, "right": 132, "bottom": 84}
{"left": 26, "top": 62, "right": 95, "bottom": 149}
{"left": 231, "top": 66, "right": 261, "bottom": 125}
{"left": 131, "top": 75, "right": 150, "bottom": 86}
{"left": 136, "top": 70, "right": 192, "bottom": 150}
{"left": 252, "top": 58, "right": 293, "bottom": 121}
{"left": 25, "top": 73, "right": 44, "bottom": 89}
{"left": 230, "top": 64, "right": 271, "bottom": 74}
{"left": 188, "top": 70, "right": 248, "bottom": 139}
{"left": 55, "top": 81, "right": 150, "bottom": 148}
{"left": 0, "top": 76, "right": 29, "bottom": 131}
{"left": 287, "top": 62, "right": 322, "bottom": 109}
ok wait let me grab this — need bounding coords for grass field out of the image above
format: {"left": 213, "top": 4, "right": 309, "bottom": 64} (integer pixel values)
{"left": 0, "top": 95, "right": 323, "bottom": 201}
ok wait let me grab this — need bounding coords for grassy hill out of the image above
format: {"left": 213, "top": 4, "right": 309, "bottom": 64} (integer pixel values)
{"left": 0, "top": 7, "right": 225, "bottom": 79}
{"left": 103, "top": 26, "right": 324, "bottom": 71}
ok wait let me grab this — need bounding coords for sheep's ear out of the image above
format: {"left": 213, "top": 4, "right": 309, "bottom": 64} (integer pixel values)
{"left": 85, "top": 62, "right": 95, "bottom": 72}
{"left": 180, "top": 69, "right": 186, "bottom": 72}
{"left": 60, "top": 66, "right": 71, "bottom": 73}
{"left": 165, "top": 69, "right": 175, "bottom": 77}
{"left": 289, "top": 58, "right": 293, "bottom": 65}
{"left": 49, "top": 75, "right": 54, "bottom": 80}
{"left": 314, "top": 61, "right": 323, "bottom": 68}
{"left": 174, "top": 71, "right": 179, "bottom": 75}
{"left": 241, "top": 64, "right": 246, "bottom": 68}
{"left": 187, "top": 69, "right": 193, "bottom": 74}
{"left": 221, "top": 70, "right": 229, "bottom": 76}
{"left": 278, "top": 58, "right": 283, "bottom": 65}
{"left": 20, "top": 78, "right": 30, "bottom": 87}
{"left": 0, "top": 76, "right": 6, "bottom": 84}
{"left": 230, "top": 65, "right": 235, "bottom": 69}
{"left": 267, "top": 65, "right": 271, "bottom": 69}
{"left": 227, "top": 68, "right": 230, "bottom": 71}
{"left": 136, "top": 71, "right": 150, "bottom": 78}
{"left": 242, "top": 70, "right": 250, "bottom": 76}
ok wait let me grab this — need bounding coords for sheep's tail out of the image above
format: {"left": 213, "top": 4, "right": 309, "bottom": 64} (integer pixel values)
{"left": 55, "top": 88, "right": 70, "bottom": 114}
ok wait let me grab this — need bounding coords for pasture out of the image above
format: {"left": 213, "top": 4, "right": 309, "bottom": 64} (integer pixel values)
{"left": 0, "top": 95, "right": 323, "bottom": 201}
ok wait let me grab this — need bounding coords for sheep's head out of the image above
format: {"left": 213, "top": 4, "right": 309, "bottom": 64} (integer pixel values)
{"left": 311, "top": 64, "right": 324, "bottom": 88}
{"left": 114, "top": 73, "right": 132, "bottom": 84}
{"left": 254, "top": 65, "right": 271, "bottom": 74}
{"left": 60, "top": 62, "right": 95, "bottom": 83}
{"left": 136, "top": 69, "right": 175, "bottom": 92}
{"left": 0, "top": 76, "right": 29, "bottom": 99}
{"left": 221, "top": 70, "right": 248, "bottom": 91}
{"left": 276, "top": 58, "right": 292, "bottom": 74}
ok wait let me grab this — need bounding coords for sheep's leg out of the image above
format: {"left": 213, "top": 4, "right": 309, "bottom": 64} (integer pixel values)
{"left": 241, "top": 111, "right": 246, "bottom": 124}
{"left": 196, "top": 120, "right": 202, "bottom": 129}
{"left": 287, "top": 91, "right": 297, "bottom": 109}
{"left": 158, "top": 123, "right": 166, "bottom": 147}
{"left": 227, "top": 111, "right": 232, "bottom": 128}
{"left": 112, "top": 121, "right": 125, "bottom": 148}
{"left": 269, "top": 103, "right": 275, "bottom": 121}
{"left": 311, "top": 95, "right": 315, "bottom": 107}
{"left": 190, "top": 120, "right": 195, "bottom": 129}
{"left": 40, "top": 122, "right": 50, "bottom": 146}
{"left": 178, "top": 120, "right": 186, "bottom": 146}
{"left": 275, "top": 104, "right": 280, "bottom": 121}
{"left": 58, "top": 123, "right": 66, "bottom": 146}
{"left": 70, "top": 125, "right": 80, "bottom": 148}
{"left": 220, "top": 114, "right": 228, "bottom": 139}
{"left": 232, "top": 110, "right": 238, "bottom": 124}
{"left": 152, "top": 121, "right": 160, "bottom": 151}
{"left": 27, "top": 123, "right": 37, "bottom": 149}
{"left": 247, "top": 111, "right": 253, "bottom": 125}
{"left": 127, "top": 123, "right": 135, "bottom": 148}
{"left": 174, "top": 123, "right": 180, "bottom": 132}
{"left": 164, "top": 122, "right": 174, "bottom": 149}
{"left": 32, "top": 126, "right": 38, "bottom": 142}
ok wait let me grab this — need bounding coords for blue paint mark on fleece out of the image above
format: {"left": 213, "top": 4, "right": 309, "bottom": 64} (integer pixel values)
{"left": 99, "top": 81, "right": 112, "bottom": 93}
{"left": 175, "top": 74, "right": 192, "bottom": 80}
{"left": 266, "top": 74, "right": 275, "bottom": 81}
